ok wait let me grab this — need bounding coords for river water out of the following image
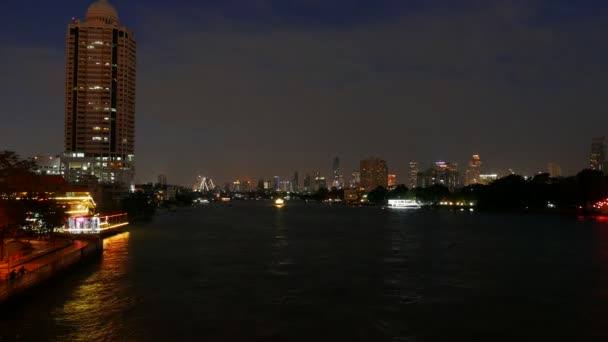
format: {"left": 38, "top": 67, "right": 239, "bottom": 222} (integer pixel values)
{"left": 2, "top": 201, "right": 608, "bottom": 341}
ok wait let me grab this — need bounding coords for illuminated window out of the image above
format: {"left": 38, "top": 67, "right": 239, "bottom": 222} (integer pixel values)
{"left": 92, "top": 137, "right": 102, "bottom": 141}
{"left": 93, "top": 127, "right": 101, "bottom": 131}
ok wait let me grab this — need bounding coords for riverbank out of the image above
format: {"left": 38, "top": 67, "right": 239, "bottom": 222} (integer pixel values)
{"left": 0, "top": 239, "right": 103, "bottom": 304}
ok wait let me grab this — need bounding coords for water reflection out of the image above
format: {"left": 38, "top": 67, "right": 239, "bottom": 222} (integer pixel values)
{"left": 53, "top": 233, "right": 133, "bottom": 341}
{"left": 269, "top": 208, "right": 291, "bottom": 276}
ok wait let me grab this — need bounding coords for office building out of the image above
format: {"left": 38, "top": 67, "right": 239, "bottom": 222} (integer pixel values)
{"left": 360, "top": 157, "right": 388, "bottom": 191}
{"left": 292, "top": 171, "right": 299, "bottom": 192}
{"left": 547, "top": 162, "right": 562, "bottom": 178}
{"left": 350, "top": 171, "right": 360, "bottom": 189}
{"left": 590, "top": 137, "right": 605, "bottom": 171}
{"left": 331, "top": 157, "right": 344, "bottom": 189}
{"left": 464, "top": 154, "right": 482, "bottom": 186}
{"left": 62, "top": 0, "right": 136, "bottom": 186}
{"left": 408, "top": 161, "right": 418, "bottom": 189}
{"left": 387, "top": 174, "right": 397, "bottom": 189}
{"left": 33, "top": 155, "right": 62, "bottom": 176}
{"left": 303, "top": 174, "right": 312, "bottom": 192}
{"left": 417, "top": 161, "right": 459, "bottom": 192}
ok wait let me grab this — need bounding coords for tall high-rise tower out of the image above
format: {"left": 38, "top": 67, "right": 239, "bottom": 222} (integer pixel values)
{"left": 62, "top": 0, "right": 136, "bottom": 185}
{"left": 360, "top": 157, "right": 388, "bottom": 191}
{"left": 331, "top": 157, "right": 344, "bottom": 189}
{"left": 464, "top": 154, "right": 482, "bottom": 186}
{"left": 408, "top": 161, "right": 418, "bottom": 189}
{"left": 590, "top": 137, "right": 606, "bottom": 172}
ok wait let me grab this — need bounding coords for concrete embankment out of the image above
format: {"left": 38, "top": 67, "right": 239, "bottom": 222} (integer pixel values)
{"left": 0, "top": 239, "right": 103, "bottom": 303}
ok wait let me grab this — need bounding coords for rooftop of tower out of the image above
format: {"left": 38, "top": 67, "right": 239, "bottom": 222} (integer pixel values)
{"left": 86, "top": 0, "right": 119, "bottom": 25}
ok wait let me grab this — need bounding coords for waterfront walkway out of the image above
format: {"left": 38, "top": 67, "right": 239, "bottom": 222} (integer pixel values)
{"left": 0, "top": 240, "right": 88, "bottom": 281}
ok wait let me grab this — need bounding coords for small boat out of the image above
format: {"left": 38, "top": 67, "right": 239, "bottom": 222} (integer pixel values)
{"left": 274, "top": 198, "right": 285, "bottom": 207}
{"left": 387, "top": 199, "right": 421, "bottom": 209}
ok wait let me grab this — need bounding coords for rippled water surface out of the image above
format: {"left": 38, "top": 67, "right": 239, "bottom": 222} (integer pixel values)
{"left": 2, "top": 201, "right": 608, "bottom": 341}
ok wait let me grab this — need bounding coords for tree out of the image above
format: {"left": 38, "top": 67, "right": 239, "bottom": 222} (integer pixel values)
{"left": 388, "top": 184, "right": 409, "bottom": 199}
{"left": 0, "top": 200, "right": 28, "bottom": 261}
{"left": 368, "top": 186, "right": 388, "bottom": 204}
{"left": 313, "top": 187, "right": 329, "bottom": 201}
{"left": 0, "top": 150, "right": 36, "bottom": 178}
{"left": 328, "top": 187, "right": 344, "bottom": 201}
{"left": 576, "top": 169, "right": 608, "bottom": 205}
{"left": 478, "top": 174, "right": 528, "bottom": 209}
{"left": 414, "top": 184, "right": 450, "bottom": 204}
{"left": 27, "top": 198, "right": 68, "bottom": 238}
{"left": 120, "top": 192, "right": 157, "bottom": 221}
{"left": 0, "top": 151, "right": 38, "bottom": 260}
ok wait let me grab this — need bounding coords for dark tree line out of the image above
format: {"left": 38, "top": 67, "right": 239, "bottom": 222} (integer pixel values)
{"left": 456, "top": 170, "right": 608, "bottom": 211}
{"left": 353, "top": 169, "right": 608, "bottom": 212}
{"left": 0, "top": 151, "right": 67, "bottom": 260}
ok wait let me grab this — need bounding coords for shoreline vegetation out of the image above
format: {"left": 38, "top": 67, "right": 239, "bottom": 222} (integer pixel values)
{"left": 124, "top": 169, "right": 608, "bottom": 222}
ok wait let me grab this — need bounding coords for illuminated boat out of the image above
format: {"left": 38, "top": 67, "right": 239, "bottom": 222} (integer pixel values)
{"left": 274, "top": 198, "right": 285, "bottom": 207}
{"left": 66, "top": 213, "right": 129, "bottom": 234}
{"left": 387, "top": 199, "right": 421, "bottom": 209}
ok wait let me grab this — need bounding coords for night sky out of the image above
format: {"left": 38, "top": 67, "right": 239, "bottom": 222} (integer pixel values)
{"left": 2, "top": 0, "right": 608, "bottom": 185}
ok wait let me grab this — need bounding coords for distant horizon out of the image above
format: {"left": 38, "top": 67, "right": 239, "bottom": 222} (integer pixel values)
{"left": 2, "top": 0, "right": 607, "bottom": 185}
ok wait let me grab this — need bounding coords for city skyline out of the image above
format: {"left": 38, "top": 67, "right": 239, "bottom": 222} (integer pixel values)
{"left": 2, "top": 0, "right": 608, "bottom": 184}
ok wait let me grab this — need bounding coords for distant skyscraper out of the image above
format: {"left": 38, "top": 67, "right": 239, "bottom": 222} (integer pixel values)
{"left": 157, "top": 174, "right": 167, "bottom": 186}
{"left": 387, "top": 174, "right": 397, "bottom": 188}
{"left": 360, "top": 157, "right": 388, "bottom": 191}
{"left": 418, "top": 161, "right": 459, "bottom": 191}
{"left": 292, "top": 171, "right": 299, "bottom": 192}
{"left": 590, "top": 137, "right": 605, "bottom": 171}
{"left": 331, "top": 157, "right": 344, "bottom": 189}
{"left": 350, "top": 171, "right": 361, "bottom": 189}
{"left": 547, "top": 162, "right": 562, "bottom": 178}
{"left": 408, "top": 162, "right": 418, "bottom": 189}
{"left": 303, "top": 174, "right": 312, "bottom": 192}
{"left": 273, "top": 176, "right": 280, "bottom": 191}
{"left": 314, "top": 176, "right": 327, "bottom": 191}
{"left": 62, "top": 0, "right": 136, "bottom": 186}
{"left": 464, "top": 154, "right": 482, "bottom": 186}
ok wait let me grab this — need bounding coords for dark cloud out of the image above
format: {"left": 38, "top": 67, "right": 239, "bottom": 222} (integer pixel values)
{"left": 2, "top": 0, "right": 608, "bottom": 185}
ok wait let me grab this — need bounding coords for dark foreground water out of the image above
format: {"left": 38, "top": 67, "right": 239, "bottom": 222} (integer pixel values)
{"left": 2, "top": 201, "right": 608, "bottom": 341}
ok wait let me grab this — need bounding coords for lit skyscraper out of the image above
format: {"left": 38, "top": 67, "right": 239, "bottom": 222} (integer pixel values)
{"left": 590, "top": 137, "right": 605, "bottom": 171}
{"left": 331, "top": 157, "right": 344, "bottom": 189}
{"left": 408, "top": 162, "right": 418, "bottom": 189}
{"left": 292, "top": 171, "right": 299, "bottom": 192}
{"left": 62, "top": 0, "right": 136, "bottom": 186}
{"left": 303, "top": 174, "right": 312, "bottom": 192}
{"left": 387, "top": 174, "right": 397, "bottom": 188}
{"left": 464, "top": 154, "right": 482, "bottom": 186}
{"left": 360, "top": 157, "right": 388, "bottom": 191}
{"left": 547, "top": 162, "right": 561, "bottom": 178}
{"left": 418, "top": 161, "right": 459, "bottom": 191}
{"left": 350, "top": 171, "right": 361, "bottom": 189}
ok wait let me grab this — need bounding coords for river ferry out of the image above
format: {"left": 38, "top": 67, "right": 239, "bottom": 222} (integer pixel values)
{"left": 387, "top": 199, "right": 421, "bottom": 209}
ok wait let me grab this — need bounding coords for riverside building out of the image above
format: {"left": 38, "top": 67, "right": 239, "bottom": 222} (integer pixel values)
{"left": 360, "top": 157, "right": 388, "bottom": 191}
{"left": 62, "top": 0, "right": 136, "bottom": 187}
